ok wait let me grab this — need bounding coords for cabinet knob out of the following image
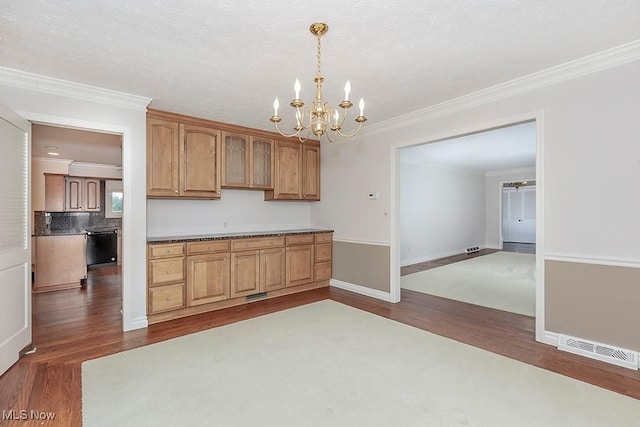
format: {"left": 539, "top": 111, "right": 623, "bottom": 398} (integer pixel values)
{"left": 166, "top": 270, "right": 171, "bottom": 274}
{"left": 166, "top": 296, "right": 171, "bottom": 301}
{"left": 165, "top": 249, "right": 170, "bottom": 254}
{"left": 174, "top": 190, "right": 178, "bottom": 194}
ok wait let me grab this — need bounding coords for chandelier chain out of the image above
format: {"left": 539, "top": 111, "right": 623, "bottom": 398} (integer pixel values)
{"left": 316, "top": 33, "right": 322, "bottom": 77}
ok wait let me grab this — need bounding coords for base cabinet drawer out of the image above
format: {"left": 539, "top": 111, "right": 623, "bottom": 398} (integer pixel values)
{"left": 149, "top": 283, "right": 185, "bottom": 314}
{"left": 149, "top": 258, "right": 185, "bottom": 286}
{"left": 314, "top": 261, "right": 332, "bottom": 281}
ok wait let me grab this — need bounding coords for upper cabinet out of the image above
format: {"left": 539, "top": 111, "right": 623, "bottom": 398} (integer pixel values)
{"left": 65, "top": 177, "right": 100, "bottom": 212}
{"left": 221, "top": 132, "right": 274, "bottom": 190}
{"left": 147, "top": 118, "right": 180, "bottom": 197}
{"left": 180, "top": 124, "right": 221, "bottom": 199}
{"left": 146, "top": 110, "right": 319, "bottom": 201}
{"left": 147, "top": 115, "right": 221, "bottom": 199}
{"left": 264, "top": 140, "right": 320, "bottom": 201}
{"left": 45, "top": 174, "right": 100, "bottom": 212}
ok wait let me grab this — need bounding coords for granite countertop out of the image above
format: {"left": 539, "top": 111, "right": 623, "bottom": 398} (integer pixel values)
{"left": 34, "top": 230, "right": 87, "bottom": 236}
{"left": 147, "top": 228, "right": 333, "bottom": 244}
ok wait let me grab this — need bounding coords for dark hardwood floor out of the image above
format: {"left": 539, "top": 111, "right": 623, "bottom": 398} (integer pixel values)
{"left": 1, "top": 265, "right": 639, "bottom": 426}
{"left": 400, "top": 248, "right": 498, "bottom": 276}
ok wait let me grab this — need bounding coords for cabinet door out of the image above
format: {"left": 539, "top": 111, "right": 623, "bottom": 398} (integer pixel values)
{"left": 271, "top": 140, "right": 302, "bottom": 199}
{"left": 260, "top": 247, "right": 285, "bottom": 292}
{"left": 44, "top": 174, "right": 65, "bottom": 212}
{"left": 84, "top": 178, "right": 101, "bottom": 212}
{"left": 250, "top": 137, "right": 274, "bottom": 189}
{"left": 147, "top": 118, "right": 180, "bottom": 197}
{"left": 64, "top": 176, "right": 83, "bottom": 211}
{"left": 186, "top": 253, "right": 230, "bottom": 306}
{"left": 302, "top": 143, "right": 320, "bottom": 200}
{"left": 180, "top": 124, "right": 221, "bottom": 198}
{"left": 231, "top": 250, "right": 260, "bottom": 297}
{"left": 222, "top": 132, "right": 250, "bottom": 188}
{"left": 285, "top": 244, "right": 314, "bottom": 287}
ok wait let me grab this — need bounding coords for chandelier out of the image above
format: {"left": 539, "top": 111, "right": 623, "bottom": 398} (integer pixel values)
{"left": 270, "top": 22, "right": 367, "bottom": 142}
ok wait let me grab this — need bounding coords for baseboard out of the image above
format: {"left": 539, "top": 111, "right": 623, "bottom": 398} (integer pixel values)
{"left": 330, "top": 279, "right": 395, "bottom": 303}
{"left": 124, "top": 316, "right": 149, "bottom": 331}
{"left": 538, "top": 330, "right": 559, "bottom": 347}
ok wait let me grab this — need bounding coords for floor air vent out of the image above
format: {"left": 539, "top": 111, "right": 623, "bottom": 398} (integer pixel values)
{"left": 558, "top": 335, "right": 638, "bottom": 370}
{"left": 465, "top": 246, "right": 480, "bottom": 254}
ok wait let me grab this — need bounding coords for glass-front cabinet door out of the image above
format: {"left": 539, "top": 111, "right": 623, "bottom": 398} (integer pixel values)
{"left": 222, "top": 132, "right": 250, "bottom": 188}
{"left": 250, "top": 137, "right": 274, "bottom": 189}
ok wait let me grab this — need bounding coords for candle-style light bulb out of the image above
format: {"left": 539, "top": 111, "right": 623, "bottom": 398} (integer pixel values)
{"left": 294, "top": 79, "right": 301, "bottom": 99}
{"left": 273, "top": 97, "right": 279, "bottom": 116}
{"left": 344, "top": 81, "right": 351, "bottom": 101}
{"left": 359, "top": 98, "right": 365, "bottom": 116}
{"left": 334, "top": 110, "right": 339, "bottom": 124}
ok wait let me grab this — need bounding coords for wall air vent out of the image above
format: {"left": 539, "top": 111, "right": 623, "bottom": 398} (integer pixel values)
{"left": 558, "top": 334, "right": 638, "bottom": 370}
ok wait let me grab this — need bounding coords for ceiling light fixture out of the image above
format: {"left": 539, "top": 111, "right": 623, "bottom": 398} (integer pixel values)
{"left": 270, "top": 22, "right": 367, "bottom": 143}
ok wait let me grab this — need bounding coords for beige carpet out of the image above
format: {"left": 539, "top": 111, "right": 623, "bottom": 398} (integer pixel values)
{"left": 402, "top": 251, "right": 536, "bottom": 316}
{"left": 82, "top": 300, "right": 640, "bottom": 426}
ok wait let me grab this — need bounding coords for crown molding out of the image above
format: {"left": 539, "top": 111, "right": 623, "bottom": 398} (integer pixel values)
{"left": 362, "top": 39, "right": 640, "bottom": 137}
{"left": 0, "top": 66, "right": 151, "bottom": 111}
{"left": 485, "top": 167, "right": 536, "bottom": 177}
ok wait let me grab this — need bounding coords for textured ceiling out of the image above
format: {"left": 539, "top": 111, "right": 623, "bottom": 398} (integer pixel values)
{"left": 1, "top": 1, "right": 640, "bottom": 134}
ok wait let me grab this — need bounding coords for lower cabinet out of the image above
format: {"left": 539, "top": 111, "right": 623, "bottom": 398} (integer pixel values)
{"left": 147, "top": 242, "right": 186, "bottom": 315}
{"left": 147, "top": 231, "right": 332, "bottom": 323}
{"left": 34, "top": 234, "right": 87, "bottom": 293}
{"left": 231, "top": 247, "right": 286, "bottom": 297}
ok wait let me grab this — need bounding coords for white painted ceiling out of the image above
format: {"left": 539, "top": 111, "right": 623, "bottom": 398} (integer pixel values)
{"left": 32, "top": 124, "right": 122, "bottom": 165}
{"left": 400, "top": 121, "right": 536, "bottom": 173}
{"left": 2, "top": 1, "right": 640, "bottom": 135}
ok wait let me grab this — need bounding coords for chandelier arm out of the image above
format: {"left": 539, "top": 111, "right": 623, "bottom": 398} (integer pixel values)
{"left": 334, "top": 121, "right": 364, "bottom": 138}
{"left": 273, "top": 120, "right": 306, "bottom": 139}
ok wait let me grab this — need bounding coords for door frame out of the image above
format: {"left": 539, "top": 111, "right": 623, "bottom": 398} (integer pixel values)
{"left": 21, "top": 111, "right": 133, "bottom": 332}
{"left": 391, "top": 110, "right": 548, "bottom": 344}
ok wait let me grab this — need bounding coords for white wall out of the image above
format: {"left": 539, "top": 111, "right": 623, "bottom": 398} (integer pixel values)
{"left": 147, "top": 189, "right": 312, "bottom": 237}
{"left": 484, "top": 168, "right": 536, "bottom": 248}
{"left": 315, "top": 58, "right": 640, "bottom": 263}
{"left": 0, "top": 79, "right": 149, "bottom": 331}
{"left": 399, "top": 161, "right": 486, "bottom": 265}
{"left": 312, "top": 52, "right": 640, "bottom": 338}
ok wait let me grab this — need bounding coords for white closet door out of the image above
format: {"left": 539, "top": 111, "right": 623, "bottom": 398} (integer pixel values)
{"left": 502, "top": 186, "right": 536, "bottom": 244}
{"left": 0, "top": 105, "right": 31, "bottom": 376}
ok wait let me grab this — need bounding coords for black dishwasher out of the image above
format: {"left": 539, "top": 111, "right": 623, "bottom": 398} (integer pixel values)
{"left": 85, "top": 228, "right": 117, "bottom": 266}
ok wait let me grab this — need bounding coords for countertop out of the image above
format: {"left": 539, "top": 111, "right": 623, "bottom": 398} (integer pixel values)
{"left": 33, "top": 230, "right": 87, "bottom": 236}
{"left": 147, "top": 229, "right": 333, "bottom": 244}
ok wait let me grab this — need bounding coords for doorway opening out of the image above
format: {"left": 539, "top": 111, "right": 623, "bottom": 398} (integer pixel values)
{"left": 394, "top": 116, "right": 542, "bottom": 336}
{"left": 31, "top": 123, "right": 124, "bottom": 335}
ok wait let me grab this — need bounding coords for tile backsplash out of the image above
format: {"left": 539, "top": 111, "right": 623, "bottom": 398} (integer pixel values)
{"left": 34, "top": 211, "right": 122, "bottom": 234}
